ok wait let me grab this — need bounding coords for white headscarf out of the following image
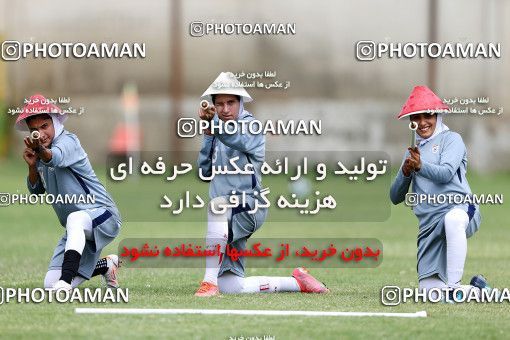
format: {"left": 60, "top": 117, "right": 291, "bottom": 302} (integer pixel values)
{"left": 415, "top": 113, "right": 449, "bottom": 146}
{"left": 50, "top": 113, "right": 65, "bottom": 139}
{"left": 238, "top": 97, "right": 245, "bottom": 118}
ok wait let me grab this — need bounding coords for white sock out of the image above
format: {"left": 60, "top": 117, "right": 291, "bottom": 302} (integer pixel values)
{"left": 218, "top": 272, "right": 300, "bottom": 294}
{"left": 64, "top": 211, "right": 92, "bottom": 254}
{"left": 242, "top": 276, "right": 300, "bottom": 293}
{"left": 444, "top": 208, "right": 469, "bottom": 288}
{"left": 44, "top": 269, "right": 87, "bottom": 289}
{"left": 202, "top": 197, "right": 230, "bottom": 285}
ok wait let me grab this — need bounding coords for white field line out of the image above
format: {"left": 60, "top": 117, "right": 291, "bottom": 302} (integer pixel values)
{"left": 75, "top": 308, "right": 427, "bottom": 318}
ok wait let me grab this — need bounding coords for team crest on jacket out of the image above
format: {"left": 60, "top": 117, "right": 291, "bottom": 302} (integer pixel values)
{"left": 432, "top": 144, "right": 440, "bottom": 153}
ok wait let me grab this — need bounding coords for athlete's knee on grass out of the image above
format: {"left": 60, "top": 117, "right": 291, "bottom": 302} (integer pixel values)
{"left": 419, "top": 274, "right": 447, "bottom": 291}
{"left": 218, "top": 272, "right": 244, "bottom": 294}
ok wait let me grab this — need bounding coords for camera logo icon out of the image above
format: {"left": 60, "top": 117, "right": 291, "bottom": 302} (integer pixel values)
{"left": 1, "top": 41, "right": 21, "bottom": 61}
{"left": 0, "top": 193, "right": 11, "bottom": 206}
{"left": 405, "top": 193, "right": 418, "bottom": 207}
{"left": 381, "top": 286, "right": 401, "bottom": 306}
{"left": 190, "top": 22, "right": 205, "bottom": 37}
{"left": 356, "top": 40, "right": 376, "bottom": 61}
{"left": 177, "top": 118, "right": 198, "bottom": 138}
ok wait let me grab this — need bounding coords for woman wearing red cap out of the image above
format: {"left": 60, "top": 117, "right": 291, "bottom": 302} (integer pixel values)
{"left": 16, "top": 94, "right": 122, "bottom": 291}
{"left": 390, "top": 86, "right": 494, "bottom": 300}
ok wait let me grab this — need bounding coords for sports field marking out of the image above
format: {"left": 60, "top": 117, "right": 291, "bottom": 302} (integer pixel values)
{"left": 75, "top": 308, "right": 427, "bottom": 318}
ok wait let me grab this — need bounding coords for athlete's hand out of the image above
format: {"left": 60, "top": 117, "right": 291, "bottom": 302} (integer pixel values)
{"left": 198, "top": 105, "right": 216, "bottom": 136}
{"left": 402, "top": 158, "right": 414, "bottom": 177}
{"left": 23, "top": 147, "right": 38, "bottom": 167}
{"left": 408, "top": 147, "right": 421, "bottom": 171}
{"left": 24, "top": 136, "right": 40, "bottom": 151}
{"left": 198, "top": 105, "right": 216, "bottom": 121}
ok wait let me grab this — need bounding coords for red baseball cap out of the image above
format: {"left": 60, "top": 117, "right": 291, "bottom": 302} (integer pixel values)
{"left": 397, "top": 86, "right": 449, "bottom": 119}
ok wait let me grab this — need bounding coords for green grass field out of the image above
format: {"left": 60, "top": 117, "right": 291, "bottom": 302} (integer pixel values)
{"left": 1, "top": 160, "right": 509, "bottom": 339}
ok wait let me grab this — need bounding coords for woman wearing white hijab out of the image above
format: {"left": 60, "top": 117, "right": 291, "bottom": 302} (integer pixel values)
{"left": 195, "top": 73, "right": 329, "bottom": 296}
